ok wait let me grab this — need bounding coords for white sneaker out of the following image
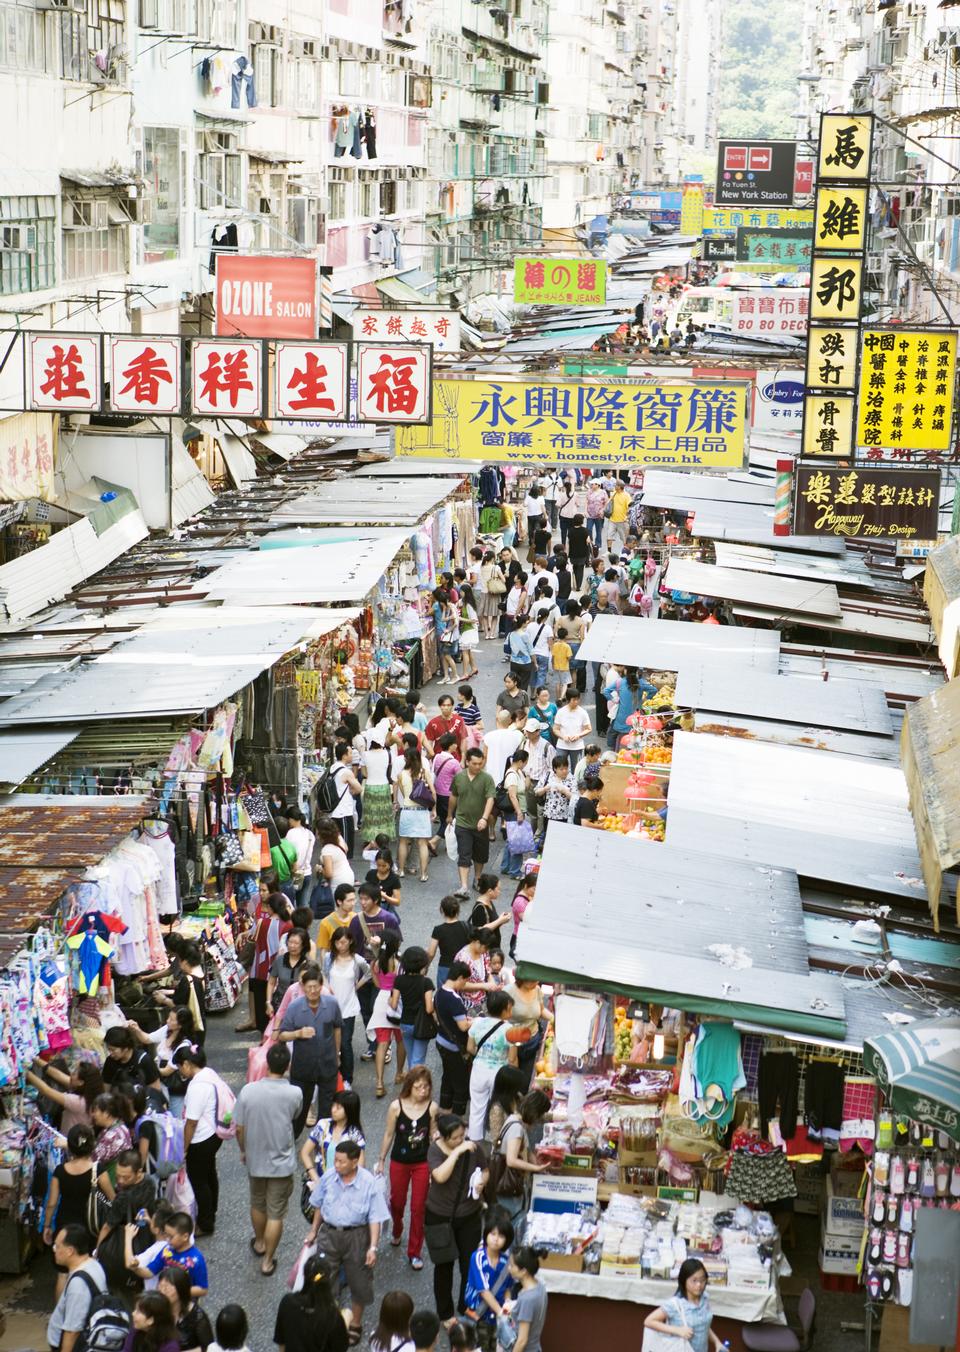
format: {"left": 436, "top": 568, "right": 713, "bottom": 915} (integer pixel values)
{"left": 342, "top": 1080, "right": 352, "bottom": 1091}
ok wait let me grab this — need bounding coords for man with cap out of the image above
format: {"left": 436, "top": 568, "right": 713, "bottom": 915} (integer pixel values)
{"left": 521, "top": 716, "right": 553, "bottom": 835}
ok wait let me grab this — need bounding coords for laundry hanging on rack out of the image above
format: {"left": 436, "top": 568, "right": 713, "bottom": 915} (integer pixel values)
{"left": 230, "top": 54, "right": 257, "bottom": 108}
{"left": 679, "top": 1023, "right": 745, "bottom": 1129}
{"left": 369, "top": 222, "right": 403, "bottom": 268}
{"left": 362, "top": 110, "right": 377, "bottom": 159}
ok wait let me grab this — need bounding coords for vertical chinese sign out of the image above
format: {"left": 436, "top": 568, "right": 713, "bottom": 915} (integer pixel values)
{"left": 272, "top": 342, "right": 349, "bottom": 421}
{"left": 513, "top": 257, "right": 607, "bottom": 306}
{"left": 800, "top": 113, "right": 872, "bottom": 463}
{"left": 857, "top": 330, "right": 957, "bottom": 457}
{"left": 109, "top": 338, "right": 182, "bottom": 414}
{"left": 355, "top": 344, "right": 432, "bottom": 424}
{"left": 28, "top": 334, "right": 102, "bottom": 413}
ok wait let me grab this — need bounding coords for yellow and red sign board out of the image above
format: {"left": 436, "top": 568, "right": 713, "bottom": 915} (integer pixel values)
{"left": 513, "top": 257, "right": 607, "bottom": 306}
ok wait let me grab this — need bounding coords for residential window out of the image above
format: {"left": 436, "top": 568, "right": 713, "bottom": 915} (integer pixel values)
{"left": 328, "top": 181, "right": 348, "bottom": 220}
{"left": 62, "top": 193, "right": 128, "bottom": 280}
{"left": 142, "top": 127, "right": 182, "bottom": 262}
{"left": 359, "top": 178, "right": 376, "bottom": 219}
{"left": 0, "top": 195, "right": 55, "bottom": 295}
{"left": 291, "top": 55, "right": 320, "bottom": 111}
{"left": 253, "top": 42, "right": 281, "bottom": 106}
{"left": 196, "top": 130, "right": 241, "bottom": 210}
{"left": 138, "top": 0, "right": 197, "bottom": 33}
{"left": 0, "top": 4, "right": 48, "bottom": 74}
{"left": 60, "top": 0, "right": 125, "bottom": 83}
{"left": 379, "top": 179, "right": 397, "bottom": 215}
{"left": 287, "top": 194, "right": 321, "bottom": 247}
{"left": 196, "top": 0, "right": 238, "bottom": 46}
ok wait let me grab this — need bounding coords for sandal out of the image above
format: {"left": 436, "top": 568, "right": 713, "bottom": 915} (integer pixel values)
{"left": 235, "top": 1021, "right": 256, "bottom": 1033}
{"left": 427, "top": 842, "right": 439, "bottom": 858}
{"left": 409, "top": 1256, "right": 424, "bottom": 1271}
{"left": 419, "top": 874, "right": 430, "bottom": 883}
{"left": 349, "top": 1327, "right": 363, "bottom": 1347}
{"left": 376, "top": 1086, "right": 386, "bottom": 1098}
{"left": 391, "top": 1235, "right": 403, "bottom": 1247}
{"left": 261, "top": 1258, "right": 278, "bottom": 1276}
{"left": 250, "top": 1236, "right": 266, "bottom": 1257}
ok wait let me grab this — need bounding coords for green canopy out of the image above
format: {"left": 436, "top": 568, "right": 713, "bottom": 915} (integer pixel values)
{"left": 863, "top": 1018, "right": 960, "bottom": 1143}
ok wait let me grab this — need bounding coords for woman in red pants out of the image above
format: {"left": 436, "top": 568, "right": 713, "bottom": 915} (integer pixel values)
{"left": 374, "top": 1066, "right": 439, "bottom": 1271}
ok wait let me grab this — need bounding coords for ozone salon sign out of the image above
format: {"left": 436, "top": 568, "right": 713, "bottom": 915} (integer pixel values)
{"left": 215, "top": 256, "right": 318, "bottom": 339}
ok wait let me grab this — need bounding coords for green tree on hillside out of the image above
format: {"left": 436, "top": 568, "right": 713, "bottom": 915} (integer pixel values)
{"left": 718, "top": 0, "right": 805, "bottom": 140}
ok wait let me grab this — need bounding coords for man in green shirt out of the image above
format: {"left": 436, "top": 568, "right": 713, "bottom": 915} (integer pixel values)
{"left": 448, "top": 748, "right": 495, "bottom": 897}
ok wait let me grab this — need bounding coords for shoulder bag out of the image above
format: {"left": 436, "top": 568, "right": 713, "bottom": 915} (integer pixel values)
{"left": 467, "top": 1018, "right": 505, "bottom": 1065}
{"left": 494, "top": 767, "right": 515, "bottom": 816}
{"left": 487, "top": 566, "right": 507, "bottom": 596}
{"left": 424, "top": 1151, "right": 470, "bottom": 1264}
{"left": 413, "top": 978, "right": 438, "bottom": 1041}
{"left": 484, "top": 1114, "right": 526, "bottom": 1205}
{"left": 641, "top": 1300, "right": 689, "bottom": 1352}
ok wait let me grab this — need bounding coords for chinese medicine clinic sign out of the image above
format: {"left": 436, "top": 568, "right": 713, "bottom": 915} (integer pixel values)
{"left": 396, "top": 379, "right": 748, "bottom": 469}
{"left": 857, "top": 330, "right": 958, "bottom": 452}
{"left": 350, "top": 309, "right": 461, "bottom": 353}
{"left": 716, "top": 140, "right": 798, "bottom": 207}
{"left": 794, "top": 465, "right": 940, "bottom": 540}
{"left": 215, "top": 255, "right": 318, "bottom": 339}
{"left": 730, "top": 291, "right": 808, "bottom": 336}
{"left": 514, "top": 257, "right": 607, "bottom": 306}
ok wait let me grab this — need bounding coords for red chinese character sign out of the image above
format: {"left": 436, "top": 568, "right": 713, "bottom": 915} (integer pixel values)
{"left": 350, "top": 309, "right": 461, "bottom": 353}
{"left": 513, "top": 256, "right": 607, "bottom": 306}
{"left": 272, "top": 342, "right": 349, "bottom": 421}
{"left": 28, "top": 334, "right": 101, "bottom": 412}
{"left": 355, "top": 344, "right": 432, "bottom": 425}
{"left": 109, "top": 338, "right": 182, "bottom": 414}
{"left": 191, "top": 340, "right": 263, "bottom": 416}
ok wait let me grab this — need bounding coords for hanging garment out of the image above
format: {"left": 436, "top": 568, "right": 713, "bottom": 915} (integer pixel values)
{"left": 362, "top": 111, "right": 377, "bottom": 159}
{"left": 839, "top": 1076, "right": 878, "bottom": 1154}
{"left": 727, "top": 1146, "right": 797, "bottom": 1205}
{"left": 333, "top": 113, "right": 351, "bottom": 156}
{"left": 208, "top": 51, "right": 229, "bottom": 93}
{"left": 65, "top": 922, "right": 115, "bottom": 997}
{"left": 804, "top": 1060, "right": 845, "bottom": 1140}
{"left": 757, "top": 1051, "right": 799, "bottom": 1139}
{"left": 140, "top": 827, "right": 179, "bottom": 919}
{"left": 208, "top": 222, "right": 238, "bottom": 275}
{"left": 687, "top": 1023, "right": 745, "bottom": 1129}
{"left": 230, "top": 55, "right": 257, "bottom": 108}
{"left": 350, "top": 111, "right": 362, "bottom": 158}
{"left": 554, "top": 993, "right": 603, "bottom": 1063}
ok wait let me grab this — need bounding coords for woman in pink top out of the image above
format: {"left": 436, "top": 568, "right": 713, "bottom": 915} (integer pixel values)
{"left": 429, "top": 733, "right": 462, "bottom": 847}
{"left": 26, "top": 1060, "right": 104, "bottom": 1132}
{"left": 509, "top": 873, "right": 538, "bottom": 961}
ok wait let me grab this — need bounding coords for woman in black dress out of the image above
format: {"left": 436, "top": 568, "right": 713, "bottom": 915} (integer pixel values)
{"left": 44, "top": 1125, "right": 96, "bottom": 1297}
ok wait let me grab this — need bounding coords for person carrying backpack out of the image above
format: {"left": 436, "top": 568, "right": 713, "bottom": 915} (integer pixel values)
{"left": 48, "top": 1223, "right": 128, "bottom": 1352}
{"left": 171, "top": 1046, "right": 235, "bottom": 1237}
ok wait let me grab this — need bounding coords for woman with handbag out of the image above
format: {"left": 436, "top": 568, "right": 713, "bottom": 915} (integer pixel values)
{"left": 322, "top": 929, "right": 372, "bottom": 1088}
{"left": 374, "top": 1066, "right": 439, "bottom": 1273}
{"left": 366, "top": 933, "right": 407, "bottom": 1098}
{"left": 478, "top": 553, "right": 506, "bottom": 640}
{"left": 498, "top": 748, "right": 531, "bottom": 881}
{"left": 466, "top": 991, "right": 517, "bottom": 1142}
{"left": 314, "top": 817, "right": 355, "bottom": 922}
{"left": 487, "top": 1086, "right": 551, "bottom": 1230}
{"left": 395, "top": 749, "right": 436, "bottom": 884}
{"left": 267, "top": 928, "right": 310, "bottom": 1016}
{"left": 424, "top": 1116, "right": 489, "bottom": 1331}
{"left": 503, "top": 977, "right": 545, "bottom": 1088}
{"left": 643, "top": 1258, "right": 724, "bottom": 1352}
{"left": 249, "top": 894, "right": 292, "bottom": 1034}
{"left": 127, "top": 1006, "right": 196, "bottom": 1117}
{"left": 391, "top": 946, "right": 436, "bottom": 1069}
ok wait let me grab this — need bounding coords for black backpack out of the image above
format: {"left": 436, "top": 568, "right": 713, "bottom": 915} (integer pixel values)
{"left": 69, "top": 1270, "right": 131, "bottom": 1352}
{"left": 314, "top": 767, "right": 341, "bottom": 815}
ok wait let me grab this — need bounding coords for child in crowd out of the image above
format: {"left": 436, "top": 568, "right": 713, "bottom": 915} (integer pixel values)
{"left": 487, "top": 949, "right": 514, "bottom": 990}
{"left": 550, "top": 626, "right": 572, "bottom": 704}
{"left": 574, "top": 744, "right": 604, "bottom": 789}
{"left": 455, "top": 684, "right": 485, "bottom": 751}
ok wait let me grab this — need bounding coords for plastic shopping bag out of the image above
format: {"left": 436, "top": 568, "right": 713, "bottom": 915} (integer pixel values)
{"left": 164, "top": 1166, "right": 196, "bottom": 1219}
{"left": 505, "top": 818, "right": 535, "bottom": 856}
{"left": 445, "top": 822, "right": 459, "bottom": 863}
{"left": 287, "top": 1239, "right": 317, "bottom": 1292}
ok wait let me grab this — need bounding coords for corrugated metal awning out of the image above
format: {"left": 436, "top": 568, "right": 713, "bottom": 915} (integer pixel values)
{"left": 713, "top": 542, "right": 872, "bottom": 589}
{"left": 901, "top": 681, "right": 960, "bottom": 930}
{"left": 692, "top": 515, "right": 846, "bottom": 555}
{"left": 675, "top": 665, "right": 893, "bottom": 735}
{"left": 0, "top": 605, "right": 359, "bottom": 725}
{"left": 515, "top": 823, "right": 845, "bottom": 1038}
{"left": 924, "top": 536, "right": 960, "bottom": 678}
{"left": 201, "top": 534, "right": 408, "bottom": 605}
{"left": 642, "top": 469, "right": 775, "bottom": 507}
{"left": 575, "top": 612, "right": 780, "bottom": 671}
{"left": 350, "top": 460, "right": 482, "bottom": 479}
{"left": 664, "top": 558, "right": 842, "bottom": 618}
{"left": 270, "top": 477, "right": 457, "bottom": 528}
{"left": 376, "top": 276, "right": 429, "bottom": 304}
{"left": 732, "top": 604, "right": 933, "bottom": 646}
{"left": 0, "top": 727, "right": 81, "bottom": 790}
{"left": 61, "top": 168, "right": 139, "bottom": 188}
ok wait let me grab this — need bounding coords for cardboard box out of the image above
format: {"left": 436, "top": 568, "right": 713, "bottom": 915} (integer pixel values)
{"left": 794, "top": 1162, "right": 824, "bottom": 1217}
{"left": 822, "top": 1172, "right": 866, "bottom": 1237}
{"left": 818, "top": 1231, "right": 862, "bottom": 1277}
{"left": 618, "top": 1147, "right": 659, "bottom": 1167}
{"left": 540, "top": 1251, "right": 584, "bottom": 1273}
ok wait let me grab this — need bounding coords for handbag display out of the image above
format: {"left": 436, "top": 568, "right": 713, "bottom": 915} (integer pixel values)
{"left": 214, "top": 832, "right": 243, "bottom": 866}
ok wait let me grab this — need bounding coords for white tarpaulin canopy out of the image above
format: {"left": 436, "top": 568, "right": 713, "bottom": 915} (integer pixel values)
{"left": 201, "top": 533, "right": 410, "bottom": 605}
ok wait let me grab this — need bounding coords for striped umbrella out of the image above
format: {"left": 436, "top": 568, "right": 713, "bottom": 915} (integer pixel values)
{"left": 863, "top": 1018, "right": 960, "bottom": 1143}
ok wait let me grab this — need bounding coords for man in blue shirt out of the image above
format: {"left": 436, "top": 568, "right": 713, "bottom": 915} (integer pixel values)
{"left": 306, "top": 1140, "right": 390, "bottom": 1344}
{"left": 278, "top": 965, "right": 342, "bottom": 1137}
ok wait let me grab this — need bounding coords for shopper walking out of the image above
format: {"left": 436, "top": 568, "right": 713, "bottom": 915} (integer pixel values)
{"left": 466, "top": 991, "right": 517, "bottom": 1141}
{"left": 300, "top": 1089, "right": 366, "bottom": 1180}
{"left": 44, "top": 1127, "right": 97, "bottom": 1297}
{"left": 272, "top": 1254, "right": 349, "bottom": 1352}
{"left": 505, "top": 1247, "right": 549, "bottom": 1352}
{"left": 434, "top": 964, "right": 474, "bottom": 1118}
{"left": 448, "top": 749, "right": 495, "bottom": 897}
{"left": 314, "top": 818, "right": 355, "bottom": 923}
{"left": 361, "top": 735, "right": 396, "bottom": 845}
{"left": 395, "top": 749, "right": 436, "bottom": 884}
{"left": 322, "top": 929, "right": 371, "bottom": 1089}
{"left": 329, "top": 743, "right": 362, "bottom": 860}
{"left": 375, "top": 1066, "right": 439, "bottom": 1272}
{"left": 366, "top": 932, "right": 406, "bottom": 1098}
{"left": 391, "top": 946, "right": 437, "bottom": 1069}
{"left": 371, "top": 1291, "right": 414, "bottom": 1352}
{"left": 47, "top": 1224, "right": 108, "bottom": 1352}
{"left": 349, "top": 883, "right": 403, "bottom": 1065}
{"left": 584, "top": 483, "right": 608, "bottom": 551}
{"left": 234, "top": 1043, "right": 301, "bottom": 1276}
{"left": 250, "top": 895, "right": 293, "bottom": 1034}
{"left": 424, "top": 1117, "right": 488, "bottom": 1330}
{"left": 277, "top": 964, "right": 342, "bottom": 1137}
{"left": 430, "top": 736, "right": 461, "bottom": 846}
{"left": 458, "top": 585, "right": 481, "bottom": 680}
{"left": 556, "top": 480, "right": 578, "bottom": 551}
{"left": 478, "top": 553, "right": 506, "bottom": 639}
{"left": 550, "top": 690, "right": 592, "bottom": 773}
{"left": 306, "top": 1140, "right": 390, "bottom": 1347}
{"left": 170, "top": 1046, "right": 223, "bottom": 1238}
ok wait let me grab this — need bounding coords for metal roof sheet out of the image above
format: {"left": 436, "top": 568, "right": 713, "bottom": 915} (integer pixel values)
{"left": 666, "top": 731, "right": 932, "bottom": 903}
{"left": 575, "top": 613, "right": 780, "bottom": 671}
{"left": 0, "top": 605, "right": 358, "bottom": 725}
{"left": 0, "top": 727, "right": 81, "bottom": 789}
{"left": 350, "top": 460, "right": 483, "bottom": 478}
{"left": 676, "top": 665, "right": 893, "bottom": 735}
{"left": 693, "top": 713, "right": 900, "bottom": 761}
{"left": 665, "top": 558, "right": 842, "bottom": 618}
{"left": 713, "top": 542, "right": 872, "bottom": 588}
{"left": 641, "top": 470, "right": 775, "bottom": 507}
{"left": 201, "top": 535, "right": 407, "bottom": 605}
{"left": 780, "top": 648, "right": 945, "bottom": 701}
{"left": 269, "top": 477, "right": 456, "bottom": 527}
{"left": 901, "top": 681, "right": 960, "bottom": 927}
{"left": 732, "top": 604, "right": 933, "bottom": 646}
{"left": 693, "top": 516, "right": 846, "bottom": 555}
{"left": 514, "top": 826, "right": 844, "bottom": 1037}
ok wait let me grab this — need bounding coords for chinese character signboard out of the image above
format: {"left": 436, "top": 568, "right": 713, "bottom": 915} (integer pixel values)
{"left": 801, "top": 393, "right": 856, "bottom": 458}
{"left": 806, "top": 326, "right": 858, "bottom": 392}
{"left": 191, "top": 339, "right": 263, "bottom": 415}
{"left": 513, "top": 257, "right": 607, "bottom": 306}
{"left": 272, "top": 342, "right": 349, "bottom": 421}
{"left": 702, "top": 237, "right": 738, "bottom": 263}
{"left": 794, "top": 465, "right": 939, "bottom": 539}
{"left": 109, "top": 337, "right": 182, "bottom": 414}
{"left": 350, "top": 309, "right": 461, "bottom": 353}
{"left": 735, "top": 227, "right": 812, "bottom": 265}
{"left": 702, "top": 207, "right": 814, "bottom": 238}
{"left": 28, "top": 334, "right": 101, "bottom": 413}
{"left": 396, "top": 379, "right": 749, "bottom": 468}
{"left": 355, "top": 343, "right": 432, "bottom": 424}
{"left": 716, "top": 140, "right": 798, "bottom": 206}
{"left": 730, "top": 290, "right": 808, "bottom": 335}
{"left": 814, "top": 185, "right": 868, "bottom": 254}
{"left": 857, "top": 330, "right": 957, "bottom": 452}
{"left": 817, "top": 115, "right": 873, "bottom": 182}
{"left": 0, "top": 410, "right": 55, "bottom": 501}
{"left": 215, "top": 255, "right": 318, "bottom": 339}
{"left": 810, "top": 257, "right": 863, "bottom": 322}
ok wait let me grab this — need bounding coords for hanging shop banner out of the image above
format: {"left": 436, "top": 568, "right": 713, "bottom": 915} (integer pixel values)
{"left": 857, "top": 329, "right": 958, "bottom": 452}
{"left": 513, "top": 257, "right": 607, "bottom": 306}
{"left": 730, "top": 290, "right": 808, "bottom": 336}
{"left": 801, "top": 392, "right": 857, "bottom": 457}
{"left": 350, "top": 309, "right": 461, "bottom": 353}
{"left": 735, "top": 227, "right": 812, "bottom": 266}
{"left": 817, "top": 114, "right": 873, "bottom": 183}
{"left": 754, "top": 371, "right": 804, "bottom": 433}
{"left": 108, "top": 337, "right": 182, "bottom": 414}
{"left": 814, "top": 185, "right": 868, "bottom": 254}
{"left": 215, "top": 255, "right": 318, "bottom": 339}
{"left": 395, "top": 379, "right": 748, "bottom": 469}
{"left": 272, "top": 342, "right": 350, "bottom": 421}
{"left": 702, "top": 237, "right": 738, "bottom": 263}
{"left": 191, "top": 339, "right": 263, "bottom": 415}
{"left": 0, "top": 411, "right": 55, "bottom": 501}
{"left": 715, "top": 140, "right": 798, "bottom": 207}
{"left": 810, "top": 256, "right": 863, "bottom": 322}
{"left": 702, "top": 207, "right": 814, "bottom": 238}
{"left": 795, "top": 158, "right": 814, "bottom": 198}
{"left": 27, "top": 333, "right": 101, "bottom": 413}
{"left": 805, "top": 325, "right": 859, "bottom": 392}
{"left": 794, "top": 465, "right": 940, "bottom": 539}
{"left": 680, "top": 184, "right": 704, "bottom": 236}
{"left": 355, "top": 343, "right": 432, "bottom": 424}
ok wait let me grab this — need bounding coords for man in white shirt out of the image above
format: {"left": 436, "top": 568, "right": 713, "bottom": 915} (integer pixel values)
{"left": 47, "top": 1226, "right": 107, "bottom": 1352}
{"left": 329, "top": 743, "right": 362, "bottom": 859}
{"left": 539, "top": 470, "right": 562, "bottom": 529}
{"left": 529, "top": 562, "right": 557, "bottom": 600}
{"left": 524, "top": 611, "right": 554, "bottom": 688}
{"left": 284, "top": 808, "right": 316, "bottom": 904}
{"left": 482, "top": 708, "right": 524, "bottom": 796}
{"left": 551, "top": 689, "right": 593, "bottom": 773}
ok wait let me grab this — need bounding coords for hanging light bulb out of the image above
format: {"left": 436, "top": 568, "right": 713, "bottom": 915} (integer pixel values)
{"left": 652, "top": 1030, "right": 665, "bottom": 1062}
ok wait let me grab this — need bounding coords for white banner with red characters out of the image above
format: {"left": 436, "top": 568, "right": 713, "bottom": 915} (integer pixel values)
{"left": 730, "top": 290, "right": 809, "bottom": 336}
{"left": 0, "top": 411, "right": 55, "bottom": 500}
{"left": 109, "top": 337, "right": 182, "bottom": 414}
{"left": 272, "top": 342, "right": 349, "bottom": 420}
{"left": 28, "top": 334, "right": 101, "bottom": 412}
{"left": 355, "top": 343, "right": 432, "bottom": 424}
{"left": 350, "top": 309, "right": 461, "bottom": 353}
{"left": 191, "top": 339, "right": 263, "bottom": 415}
